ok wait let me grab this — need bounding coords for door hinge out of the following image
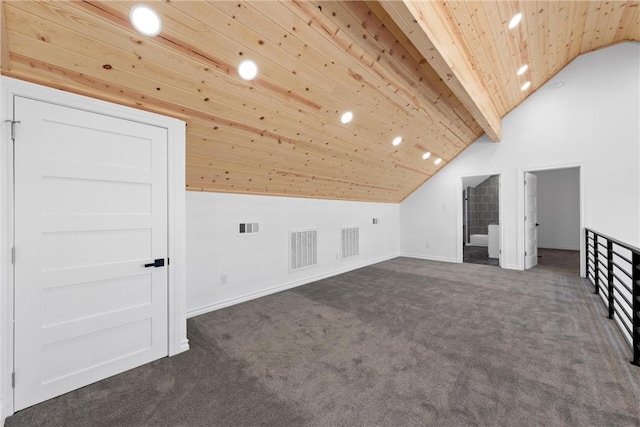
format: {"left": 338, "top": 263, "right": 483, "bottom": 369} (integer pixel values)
{"left": 524, "top": 215, "right": 527, "bottom": 221}
{"left": 4, "top": 120, "right": 21, "bottom": 141}
{"left": 11, "top": 372, "right": 15, "bottom": 388}
{"left": 525, "top": 251, "right": 528, "bottom": 256}
{"left": 11, "top": 246, "right": 15, "bottom": 264}
{"left": 524, "top": 180, "right": 527, "bottom": 186}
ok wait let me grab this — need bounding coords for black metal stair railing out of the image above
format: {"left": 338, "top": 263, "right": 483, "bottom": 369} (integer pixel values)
{"left": 585, "top": 228, "right": 640, "bottom": 366}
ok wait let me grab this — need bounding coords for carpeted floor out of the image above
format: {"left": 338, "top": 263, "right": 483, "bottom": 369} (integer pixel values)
{"left": 7, "top": 253, "right": 640, "bottom": 426}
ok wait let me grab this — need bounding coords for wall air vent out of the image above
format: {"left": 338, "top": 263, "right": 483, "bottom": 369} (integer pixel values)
{"left": 239, "top": 222, "right": 259, "bottom": 234}
{"left": 289, "top": 230, "right": 318, "bottom": 271}
{"left": 341, "top": 227, "right": 359, "bottom": 260}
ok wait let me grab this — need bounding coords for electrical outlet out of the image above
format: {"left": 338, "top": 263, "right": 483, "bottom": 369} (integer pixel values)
{"left": 425, "top": 242, "right": 430, "bottom": 248}
{"left": 220, "top": 274, "right": 228, "bottom": 285}
{"left": 335, "top": 253, "right": 339, "bottom": 261}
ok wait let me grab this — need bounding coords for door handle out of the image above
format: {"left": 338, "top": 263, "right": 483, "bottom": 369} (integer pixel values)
{"left": 144, "top": 258, "right": 165, "bottom": 268}
{"left": 535, "top": 223, "right": 540, "bottom": 227}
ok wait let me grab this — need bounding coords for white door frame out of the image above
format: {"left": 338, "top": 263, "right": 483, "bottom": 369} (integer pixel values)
{"left": 516, "top": 164, "right": 585, "bottom": 275}
{"left": 0, "top": 77, "right": 189, "bottom": 419}
{"left": 457, "top": 172, "right": 504, "bottom": 267}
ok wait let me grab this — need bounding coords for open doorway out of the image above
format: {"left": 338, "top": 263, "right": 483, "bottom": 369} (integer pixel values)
{"left": 462, "top": 174, "right": 501, "bottom": 267}
{"left": 523, "top": 167, "right": 581, "bottom": 274}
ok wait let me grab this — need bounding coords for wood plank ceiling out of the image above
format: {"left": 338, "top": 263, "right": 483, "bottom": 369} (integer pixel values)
{"left": 1, "top": 1, "right": 638, "bottom": 203}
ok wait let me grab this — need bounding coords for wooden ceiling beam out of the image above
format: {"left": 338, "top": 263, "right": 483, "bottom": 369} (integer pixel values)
{"left": 379, "top": 0, "right": 502, "bottom": 142}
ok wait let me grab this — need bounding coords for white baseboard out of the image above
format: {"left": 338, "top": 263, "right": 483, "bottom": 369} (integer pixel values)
{"left": 178, "top": 339, "right": 190, "bottom": 354}
{"left": 501, "top": 263, "right": 521, "bottom": 270}
{"left": 400, "top": 253, "right": 459, "bottom": 264}
{"left": 187, "top": 253, "right": 399, "bottom": 318}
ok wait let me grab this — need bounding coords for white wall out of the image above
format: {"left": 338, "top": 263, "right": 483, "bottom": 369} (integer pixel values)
{"left": 186, "top": 192, "right": 400, "bottom": 316}
{"left": 400, "top": 42, "right": 640, "bottom": 271}
{"left": 534, "top": 168, "right": 580, "bottom": 250}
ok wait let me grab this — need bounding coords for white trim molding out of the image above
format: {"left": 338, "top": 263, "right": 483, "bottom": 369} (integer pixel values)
{"left": 0, "top": 77, "right": 188, "bottom": 417}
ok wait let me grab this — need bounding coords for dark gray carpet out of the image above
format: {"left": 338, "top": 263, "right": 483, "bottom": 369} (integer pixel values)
{"left": 7, "top": 255, "right": 640, "bottom": 426}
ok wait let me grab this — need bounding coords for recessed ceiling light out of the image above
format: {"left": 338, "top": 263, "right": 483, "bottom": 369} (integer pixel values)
{"left": 520, "top": 81, "right": 531, "bottom": 91}
{"left": 517, "top": 64, "right": 528, "bottom": 75}
{"left": 341, "top": 111, "right": 353, "bottom": 124}
{"left": 434, "top": 157, "right": 442, "bottom": 165}
{"left": 129, "top": 5, "right": 162, "bottom": 37}
{"left": 508, "top": 12, "right": 522, "bottom": 29}
{"left": 392, "top": 136, "right": 402, "bottom": 146}
{"left": 553, "top": 81, "right": 565, "bottom": 89}
{"left": 422, "top": 151, "right": 431, "bottom": 160}
{"left": 238, "top": 60, "right": 258, "bottom": 80}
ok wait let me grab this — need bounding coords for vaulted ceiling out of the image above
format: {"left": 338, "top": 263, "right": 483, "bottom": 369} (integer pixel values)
{"left": 1, "top": 1, "right": 638, "bottom": 202}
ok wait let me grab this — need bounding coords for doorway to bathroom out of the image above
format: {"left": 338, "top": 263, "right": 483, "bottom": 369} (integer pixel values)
{"left": 462, "top": 174, "right": 501, "bottom": 267}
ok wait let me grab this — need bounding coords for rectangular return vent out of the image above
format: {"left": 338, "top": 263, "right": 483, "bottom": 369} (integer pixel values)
{"left": 239, "top": 222, "right": 259, "bottom": 234}
{"left": 289, "top": 230, "right": 318, "bottom": 271}
{"left": 341, "top": 227, "right": 359, "bottom": 260}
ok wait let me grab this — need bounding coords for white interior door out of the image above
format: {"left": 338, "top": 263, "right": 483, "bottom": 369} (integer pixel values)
{"left": 14, "top": 96, "right": 169, "bottom": 410}
{"left": 524, "top": 172, "right": 538, "bottom": 269}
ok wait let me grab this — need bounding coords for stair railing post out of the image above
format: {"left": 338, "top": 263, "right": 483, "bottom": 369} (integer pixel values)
{"left": 607, "top": 240, "right": 614, "bottom": 319}
{"left": 632, "top": 250, "right": 639, "bottom": 366}
{"left": 594, "top": 234, "right": 600, "bottom": 295}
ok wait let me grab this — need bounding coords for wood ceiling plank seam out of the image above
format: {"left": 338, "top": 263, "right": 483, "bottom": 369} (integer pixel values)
{"left": 600, "top": 1, "right": 628, "bottom": 47}
{"left": 187, "top": 123, "right": 439, "bottom": 172}
{"left": 555, "top": 1, "right": 573, "bottom": 69}
{"left": 580, "top": 2, "right": 604, "bottom": 53}
{"left": 241, "top": 1, "right": 472, "bottom": 152}
{"left": 187, "top": 118, "right": 449, "bottom": 173}
{"left": 494, "top": 1, "right": 529, "bottom": 108}
{"left": 314, "top": 2, "right": 480, "bottom": 146}
{"left": 5, "top": 7, "right": 344, "bottom": 141}
{"left": 563, "top": 2, "right": 581, "bottom": 67}
{"left": 5, "top": 54, "right": 189, "bottom": 122}
{"left": 449, "top": 1, "right": 508, "bottom": 114}
{"left": 240, "top": 1, "right": 430, "bottom": 126}
{"left": 6, "top": 6, "right": 440, "bottom": 171}
{"left": 539, "top": 0, "right": 554, "bottom": 87}
{"left": 5, "top": 26, "right": 353, "bottom": 152}
{"left": 614, "top": 2, "right": 640, "bottom": 40}
{"left": 81, "top": 0, "right": 427, "bottom": 145}
{"left": 364, "top": 0, "right": 483, "bottom": 136}
{"left": 513, "top": 0, "right": 533, "bottom": 105}
{"left": 383, "top": 1, "right": 498, "bottom": 142}
{"left": 187, "top": 126, "right": 440, "bottom": 181}
{"left": 476, "top": 1, "right": 521, "bottom": 113}
{"left": 335, "top": 0, "right": 481, "bottom": 141}
{"left": 523, "top": 1, "right": 543, "bottom": 91}
{"left": 392, "top": 0, "right": 503, "bottom": 141}
{"left": 289, "top": 0, "right": 477, "bottom": 146}
{"left": 7, "top": 33, "right": 384, "bottom": 169}
{"left": 460, "top": 1, "right": 512, "bottom": 115}
{"left": 187, "top": 137, "right": 414, "bottom": 186}
{"left": 186, "top": 155, "right": 391, "bottom": 188}
{"left": 546, "top": 2, "right": 560, "bottom": 79}
{"left": 590, "top": 1, "right": 615, "bottom": 51}
{"left": 568, "top": 2, "right": 591, "bottom": 61}
{"left": 170, "top": 0, "right": 462, "bottom": 158}
{"left": 625, "top": 2, "right": 640, "bottom": 39}
{"left": 187, "top": 153, "right": 409, "bottom": 191}
{"left": 1, "top": 4, "right": 444, "bottom": 202}
{"left": 185, "top": 164, "right": 403, "bottom": 196}
{"left": 187, "top": 158, "right": 401, "bottom": 193}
